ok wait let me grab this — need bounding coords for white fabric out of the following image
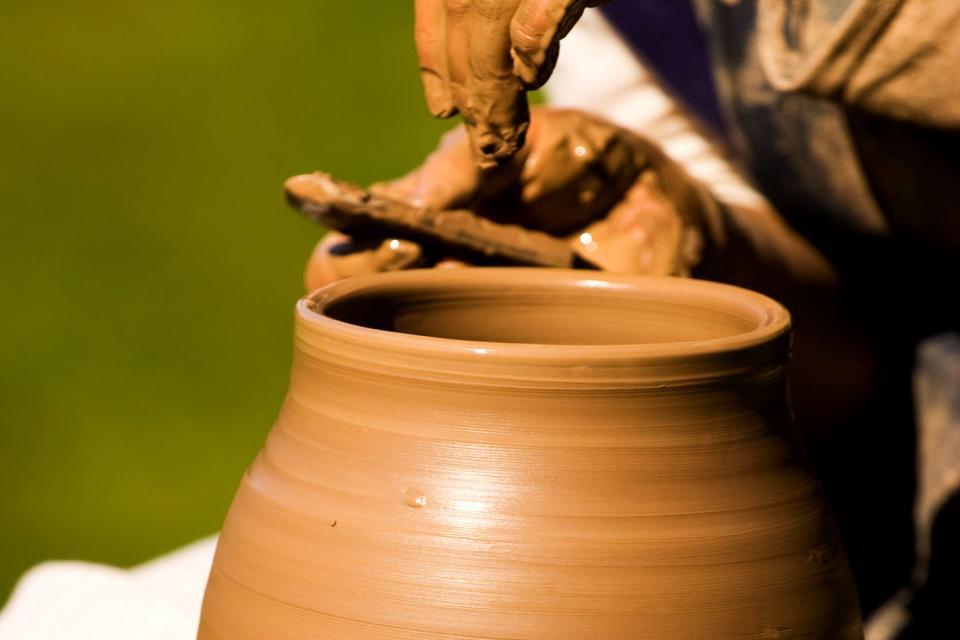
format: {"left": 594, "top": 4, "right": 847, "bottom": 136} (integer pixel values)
{"left": 0, "top": 537, "right": 216, "bottom": 640}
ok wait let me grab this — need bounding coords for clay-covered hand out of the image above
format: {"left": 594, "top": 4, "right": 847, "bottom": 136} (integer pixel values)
{"left": 415, "top": 0, "right": 605, "bottom": 168}
{"left": 305, "top": 108, "right": 722, "bottom": 289}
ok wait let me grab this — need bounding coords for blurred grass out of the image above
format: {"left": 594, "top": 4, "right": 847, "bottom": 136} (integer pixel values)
{"left": 0, "top": 1, "right": 449, "bottom": 602}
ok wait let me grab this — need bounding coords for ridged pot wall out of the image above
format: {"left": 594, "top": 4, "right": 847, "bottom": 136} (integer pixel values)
{"left": 198, "top": 268, "right": 863, "bottom": 639}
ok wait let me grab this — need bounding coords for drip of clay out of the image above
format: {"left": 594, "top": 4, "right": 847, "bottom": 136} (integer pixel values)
{"left": 198, "top": 268, "right": 863, "bottom": 639}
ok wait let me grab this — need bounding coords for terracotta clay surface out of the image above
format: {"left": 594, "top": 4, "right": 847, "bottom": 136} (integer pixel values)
{"left": 198, "top": 268, "right": 863, "bottom": 639}
{"left": 285, "top": 172, "right": 577, "bottom": 268}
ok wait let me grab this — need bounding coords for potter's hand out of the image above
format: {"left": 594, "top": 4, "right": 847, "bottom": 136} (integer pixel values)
{"left": 303, "top": 108, "right": 720, "bottom": 289}
{"left": 416, "top": 0, "right": 605, "bottom": 167}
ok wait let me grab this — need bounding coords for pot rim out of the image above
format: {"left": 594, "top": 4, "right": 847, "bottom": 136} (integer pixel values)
{"left": 298, "top": 269, "right": 790, "bottom": 366}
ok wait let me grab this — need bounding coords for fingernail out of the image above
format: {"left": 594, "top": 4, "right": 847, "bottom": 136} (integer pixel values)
{"left": 421, "top": 71, "right": 455, "bottom": 118}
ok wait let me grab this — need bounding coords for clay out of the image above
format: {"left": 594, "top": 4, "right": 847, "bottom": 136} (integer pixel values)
{"left": 198, "top": 268, "right": 863, "bottom": 639}
{"left": 511, "top": 110, "right": 723, "bottom": 276}
{"left": 286, "top": 172, "right": 579, "bottom": 268}
{"left": 507, "top": 108, "right": 646, "bottom": 235}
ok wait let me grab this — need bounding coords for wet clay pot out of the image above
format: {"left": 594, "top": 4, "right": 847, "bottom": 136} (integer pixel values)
{"left": 198, "top": 268, "right": 863, "bottom": 639}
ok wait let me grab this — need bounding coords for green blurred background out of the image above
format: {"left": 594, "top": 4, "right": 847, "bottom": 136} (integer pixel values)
{"left": 0, "top": 1, "right": 451, "bottom": 602}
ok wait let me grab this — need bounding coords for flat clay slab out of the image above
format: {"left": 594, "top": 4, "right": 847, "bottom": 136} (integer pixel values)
{"left": 285, "top": 172, "right": 581, "bottom": 268}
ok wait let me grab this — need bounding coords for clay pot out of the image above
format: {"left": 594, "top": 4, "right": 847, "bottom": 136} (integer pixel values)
{"left": 198, "top": 268, "right": 862, "bottom": 639}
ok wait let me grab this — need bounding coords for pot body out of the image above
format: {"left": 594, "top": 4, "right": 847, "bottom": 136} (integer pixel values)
{"left": 198, "top": 269, "right": 862, "bottom": 639}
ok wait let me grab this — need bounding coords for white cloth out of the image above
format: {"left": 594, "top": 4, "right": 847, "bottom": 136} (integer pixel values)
{"left": 0, "top": 537, "right": 216, "bottom": 640}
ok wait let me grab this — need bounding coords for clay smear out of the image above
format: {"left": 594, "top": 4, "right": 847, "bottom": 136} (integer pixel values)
{"left": 198, "top": 269, "right": 863, "bottom": 639}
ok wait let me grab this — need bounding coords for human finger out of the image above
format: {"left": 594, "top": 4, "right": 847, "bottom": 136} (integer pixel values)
{"left": 510, "top": 0, "right": 602, "bottom": 88}
{"left": 415, "top": 0, "right": 456, "bottom": 117}
{"left": 462, "top": 0, "right": 529, "bottom": 167}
